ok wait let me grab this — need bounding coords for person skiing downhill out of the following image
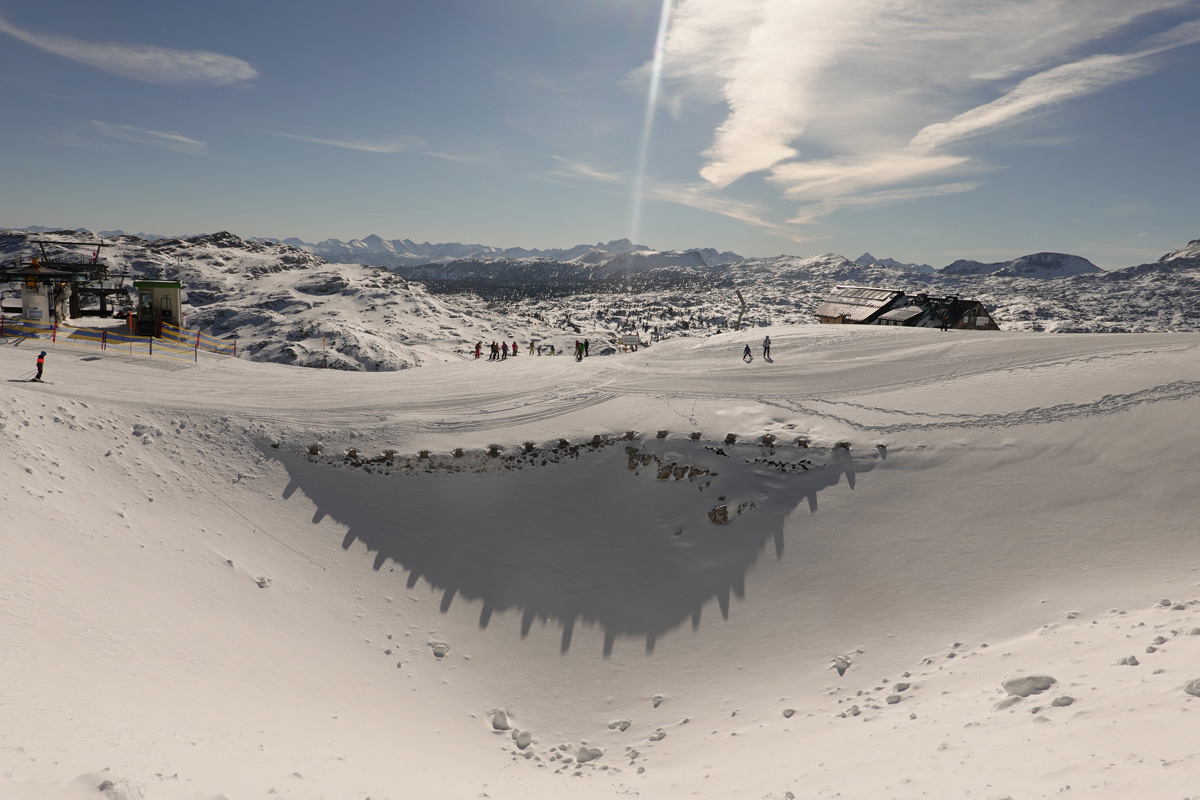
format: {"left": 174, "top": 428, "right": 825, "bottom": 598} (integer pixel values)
{"left": 762, "top": 336, "right": 771, "bottom": 359}
{"left": 742, "top": 344, "right": 753, "bottom": 363}
{"left": 33, "top": 350, "right": 46, "bottom": 381}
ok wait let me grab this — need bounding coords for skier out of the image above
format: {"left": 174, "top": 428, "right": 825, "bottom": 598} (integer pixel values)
{"left": 501, "top": 341, "right": 509, "bottom": 360}
{"left": 762, "top": 335, "right": 771, "bottom": 359}
{"left": 528, "top": 340, "right": 535, "bottom": 356}
{"left": 583, "top": 339, "right": 589, "bottom": 357}
{"left": 742, "top": 344, "right": 753, "bottom": 363}
{"left": 32, "top": 350, "right": 46, "bottom": 381}
{"left": 511, "top": 340, "right": 518, "bottom": 357}
{"left": 474, "top": 341, "right": 482, "bottom": 359}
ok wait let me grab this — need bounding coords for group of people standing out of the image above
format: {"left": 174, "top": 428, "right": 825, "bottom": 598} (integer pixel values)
{"left": 474, "top": 340, "right": 564, "bottom": 360}
{"left": 477, "top": 340, "right": 520, "bottom": 360}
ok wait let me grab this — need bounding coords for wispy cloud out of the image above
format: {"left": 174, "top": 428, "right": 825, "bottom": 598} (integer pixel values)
{"left": 0, "top": 12, "right": 257, "bottom": 86}
{"left": 273, "top": 132, "right": 426, "bottom": 153}
{"left": 90, "top": 121, "right": 209, "bottom": 156}
{"left": 547, "top": 157, "right": 816, "bottom": 243}
{"left": 789, "top": 182, "right": 983, "bottom": 224}
{"left": 423, "top": 150, "right": 488, "bottom": 166}
{"left": 653, "top": 1, "right": 1200, "bottom": 222}
{"left": 548, "top": 156, "right": 626, "bottom": 185}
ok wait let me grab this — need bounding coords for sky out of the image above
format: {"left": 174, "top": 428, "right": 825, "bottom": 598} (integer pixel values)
{"left": 1, "top": 0, "right": 1199, "bottom": 268}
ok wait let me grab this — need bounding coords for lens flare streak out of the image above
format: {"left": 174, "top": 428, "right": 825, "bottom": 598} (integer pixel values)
{"left": 630, "top": 0, "right": 673, "bottom": 244}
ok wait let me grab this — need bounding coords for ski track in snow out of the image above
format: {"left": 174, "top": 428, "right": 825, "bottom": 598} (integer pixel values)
{"left": 766, "top": 380, "right": 1200, "bottom": 434}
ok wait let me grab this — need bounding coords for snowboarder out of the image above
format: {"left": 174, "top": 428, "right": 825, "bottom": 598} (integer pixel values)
{"left": 762, "top": 336, "right": 771, "bottom": 359}
{"left": 940, "top": 312, "right": 951, "bottom": 331}
{"left": 32, "top": 350, "right": 46, "bottom": 381}
{"left": 742, "top": 344, "right": 752, "bottom": 363}
{"left": 528, "top": 340, "right": 535, "bottom": 356}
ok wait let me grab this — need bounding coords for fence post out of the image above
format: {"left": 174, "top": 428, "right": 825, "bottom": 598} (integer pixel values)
{"left": 195, "top": 331, "right": 200, "bottom": 363}
{"left": 149, "top": 336, "right": 153, "bottom": 357}
{"left": 101, "top": 330, "right": 106, "bottom": 350}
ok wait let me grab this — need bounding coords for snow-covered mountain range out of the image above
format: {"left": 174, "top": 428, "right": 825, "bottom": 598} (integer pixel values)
{"left": 942, "top": 252, "right": 1103, "bottom": 278}
{"left": 3, "top": 229, "right": 1200, "bottom": 372}
{"left": 276, "top": 235, "right": 744, "bottom": 271}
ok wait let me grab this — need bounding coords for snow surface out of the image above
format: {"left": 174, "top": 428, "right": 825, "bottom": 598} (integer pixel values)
{"left": 4, "top": 323, "right": 1200, "bottom": 799}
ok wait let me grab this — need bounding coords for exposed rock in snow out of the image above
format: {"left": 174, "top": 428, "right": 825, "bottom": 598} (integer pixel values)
{"left": 1001, "top": 675, "right": 1057, "bottom": 697}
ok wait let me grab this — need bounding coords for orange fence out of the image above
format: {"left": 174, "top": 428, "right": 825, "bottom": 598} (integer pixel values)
{"left": 0, "top": 315, "right": 236, "bottom": 363}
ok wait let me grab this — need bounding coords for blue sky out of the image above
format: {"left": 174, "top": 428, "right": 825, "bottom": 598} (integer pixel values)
{"left": 1, "top": 0, "right": 1198, "bottom": 268}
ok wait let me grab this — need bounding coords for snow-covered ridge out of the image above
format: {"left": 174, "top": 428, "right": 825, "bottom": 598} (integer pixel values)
{"left": 1160, "top": 238, "right": 1200, "bottom": 262}
{"left": 942, "top": 252, "right": 1103, "bottom": 278}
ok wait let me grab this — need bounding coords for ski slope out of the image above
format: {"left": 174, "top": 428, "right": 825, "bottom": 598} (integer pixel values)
{"left": 3, "top": 324, "right": 1200, "bottom": 799}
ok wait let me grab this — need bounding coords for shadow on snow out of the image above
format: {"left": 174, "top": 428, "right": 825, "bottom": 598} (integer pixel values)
{"left": 273, "top": 438, "right": 876, "bottom": 657}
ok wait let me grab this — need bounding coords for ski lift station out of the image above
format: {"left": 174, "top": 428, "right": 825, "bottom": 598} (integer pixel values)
{"left": 0, "top": 239, "right": 133, "bottom": 324}
{"left": 0, "top": 238, "right": 183, "bottom": 337}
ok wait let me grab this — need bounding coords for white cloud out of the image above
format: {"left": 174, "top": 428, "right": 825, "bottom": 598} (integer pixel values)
{"left": 0, "top": 13, "right": 257, "bottom": 86}
{"left": 273, "top": 133, "right": 426, "bottom": 153}
{"left": 910, "top": 54, "right": 1156, "bottom": 151}
{"left": 789, "top": 182, "right": 983, "bottom": 224}
{"left": 547, "top": 156, "right": 627, "bottom": 185}
{"left": 770, "top": 152, "right": 970, "bottom": 201}
{"left": 90, "top": 121, "right": 209, "bottom": 156}
{"left": 653, "top": 0, "right": 1200, "bottom": 221}
{"left": 546, "top": 157, "right": 816, "bottom": 243}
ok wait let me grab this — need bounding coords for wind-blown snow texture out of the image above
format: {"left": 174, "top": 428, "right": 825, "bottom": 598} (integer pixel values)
{"left": 4, "top": 321, "right": 1200, "bottom": 800}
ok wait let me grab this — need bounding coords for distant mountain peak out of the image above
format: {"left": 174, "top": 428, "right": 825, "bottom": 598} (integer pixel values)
{"left": 854, "top": 252, "right": 934, "bottom": 273}
{"left": 942, "top": 252, "right": 1101, "bottom": 278}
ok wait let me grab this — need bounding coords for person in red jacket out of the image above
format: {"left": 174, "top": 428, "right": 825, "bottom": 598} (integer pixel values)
{"left": 33, "top": 350, "right": 46, "bottom": 381}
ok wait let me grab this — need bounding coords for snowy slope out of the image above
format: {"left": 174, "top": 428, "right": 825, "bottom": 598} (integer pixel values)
{"left": 0, "top": 230, "right": 584, "bottom": 370}
{"left": 4, "top": 325, "right": 1200, "bottom": 800}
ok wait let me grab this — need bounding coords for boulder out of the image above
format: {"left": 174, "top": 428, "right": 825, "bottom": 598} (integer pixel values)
{"left": 1001, "top": 675, "right": 1057, "bottom": 697}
